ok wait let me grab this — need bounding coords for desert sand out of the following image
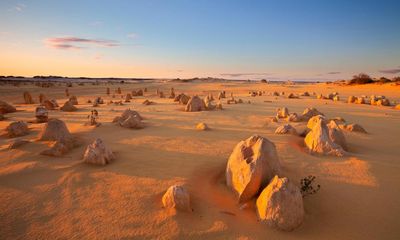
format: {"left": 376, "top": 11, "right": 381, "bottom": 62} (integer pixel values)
{"left": 0, "top": 80, "right": 399, "bottom": 239}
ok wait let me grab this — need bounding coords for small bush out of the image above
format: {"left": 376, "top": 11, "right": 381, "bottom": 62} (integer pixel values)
{"left": 300, "top": 175, "right": 320, "bottom": 198}
{"left": 349, "top": 73, "right": 374, "bottom": 84}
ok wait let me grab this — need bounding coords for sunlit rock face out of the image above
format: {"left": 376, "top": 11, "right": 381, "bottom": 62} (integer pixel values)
{"left": 226, "top": 135, "right": 281, "bottom": 203}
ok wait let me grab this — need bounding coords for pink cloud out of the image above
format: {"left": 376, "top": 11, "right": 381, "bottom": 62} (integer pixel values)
{"left": 44, "top": 36, "right": 119, "bottom": 50}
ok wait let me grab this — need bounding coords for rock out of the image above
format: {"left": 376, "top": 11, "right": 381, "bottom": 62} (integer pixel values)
{"left": 348, "top": 96, "right": 356, "bottom": 103}
{"left": 304, "top": 118, "right": 345, "bottom": 156}
{"left": 196, "top": 122, "right": 209, "bottom": 130}
{"left": 40, "top": 137, "right": 75, "bottom": 157}
{"left": 23, "top": 91, "right": 34, "bottom": 104}
{"left": 116, "top": 87, "right": 121, "bottom": 94}
{"left": 38, "top": 119, "right": 72, "bottom": 141}
{"left": 137, "top": 89, "right": 144, "bottom": 96}
{"left": 256, "top": 176, "right": 304, "bottom": 231}
{"left": 306, "top": 115, "right": 327, "bottom": 129}
{"left": 8, "top": 139, "right": 30, "bottom": 149}
{"left": 106, "top": 87, "right": 110, "bottom": 95}
{"left": 125, "top": 93, "right": 132, "bottom": 102}
{"left": 203, "top": 96, "right": 216, "bottom": 110}
{"left": 162, "top": 185, "right": 191, "bottom": 212}
{"left": 376, "top": 98, "right": 390, "bottom": 106}
{"left": 6, "top": 121, "right": 29, "bottom": 138}
{"left": 355, "top": 97, "right": 365, "bottom": 104}
{"left": 35, "top": 106, "right": 48, "bottom": 123}
{"left": 275, "top": 124, "right": 297, "bottom": 135}
{"left": 39, "top": 94, "right": 46, "bottom": 104}
{"left": 60, "top": 101, "right": 78, "bottom": 112}
{"left": 286, "top": 113, "right": 302, "bottom": 122}
{"left": 216, "top": 102, "right": 223, "bottom": 110}
{"left": 113, "top": 109, "right": 144, "bottom": 129}
{"left": 301, "top": 107, "right": 324, "bottom": 121}
{"left": 218, "top": 91, "right": 226, "bottom": 99}
{"left": 142, "top": 99, "right": 155, "bottom": 105}
{"left": 333, "top": 95, "right": 340, "bottom": 101}
{"left": 158, "top": 91, "right": 165, "bottom": 98}
{"left": 301, "top": 92, "right": 310, "bottom": 96}
{"left": 276, "top": 107, "right": 289, "bottom": 118}
{"left": 169, "top": 88, "right": 175, "bottom": 98}
{"left": 69, "top": 96, "right": 78, "bottom": 105}
{"left": 270, "top": 116, "right": 278, "bottom": 123}
{"left": 43, "top": 99, "right": 59, "bottom": 110}
{"left": 226, "top": 135, "right": 281, "bottom": 203}
{"left": 174, "top": 93, "right": 190, "bottom": 104}
{"left": 345, "top": 123, "right": 367, "bottom": 133}
{"left": 83, "top": 138, "right": 115, "bottom": 165}
{"left": 327, "top": 120, "right": 347, "bottom": 150}
{"left": 395, "top": 104, "right": 400, "bottom": 110}
{"left": 287, "top": 93, "right": 298, "bottom": 99}
{"left": 185, "top": 96, "right": 206, "bottom": 112}
{"left": 94, "top": 97, "right": 104, "bottom": 105}
{"left": 272, "top": 91, "right": 279, "bottom": 96}
{"left": 0, "top": 100, "right": 16, "bottom": 114}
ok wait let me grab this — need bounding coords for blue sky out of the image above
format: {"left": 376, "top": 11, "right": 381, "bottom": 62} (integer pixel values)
{"left": 0, "top": 0, "right": 399, "bottom": 80}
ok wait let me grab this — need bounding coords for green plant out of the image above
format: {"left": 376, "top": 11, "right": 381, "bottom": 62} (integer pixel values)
{"left": 300, "top": 175, "right": 320, "bottom": 198}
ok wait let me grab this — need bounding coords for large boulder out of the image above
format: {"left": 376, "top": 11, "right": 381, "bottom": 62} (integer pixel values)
{"left": 113, "top": 109, "right": 144, "bottom": 129}
{"left": 162, "top": 185, "right": 191, "bottom": 212}
{"left": 23, "top": 91, "right": 34, "bottom": 104}
{"left": 327, "top": 120, "right": 347, "bottom": 150}
{"left": 304, "top": 118, "right": 345, "bottom": 156}
{"left": 60, "top": 101, "right": 78, "bottom": 112}
{"left": 83, "top": 138, "right": 115, "bottom": 165}
{"left": 275, "top": 124, "right": 297, "bottom": 135}
{"left": 174, "top": 93, "right": 190, "bottom": 105}
{"left": 6, "top": 121, "right": 29, "bottom": 138}
{"left": 40, "top": 137, "right": 75, "bottom": 157}
{"left": 0, "top": 100, "right": 16, "bottom": 114}
{"left": 256, "top": 176, "right": 304, "bottom": 231}
{"left": 344, "top": 123, "right": 367, "bottom": 133}
{"left": 226, "top": 135, "right": 281, "bottom": 203}
{"left": 38, "top": 119, "right": 72, "bottom": 141}
{"left": 185, "top": 96, "right": 206, "bottom": 112}
{"left": 306, "top": 115, "right": 327, "bottom": 129}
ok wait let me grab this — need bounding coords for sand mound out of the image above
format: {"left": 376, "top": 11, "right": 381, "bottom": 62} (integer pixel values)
{"left": 275, "top": 124, "right": 297, "bottom": 135}
{"left": 0, "top": 100, "right": 16, "bottom": 114}
{"left": 304, "top": 118, "right": 345, "bottom": 156}
{"left": 256, "top": 176, "right": 304, "bottom": 231}
{"left": 38, "top": 119, "right": 72, "bottom": 141}
{"left": 83, "top": 138, "right": 115, "bottom": 165}
{"left": 162, "top": 185, "right": 191, "bottom": 212}
{"left": 6, "top": 121, "right": 29, "bottom": 138}
{"left": 226, "top": 135, "right": 281, "bottom": 203}
{"left": 185, "top": 96, "right": 206, "bottom": 112}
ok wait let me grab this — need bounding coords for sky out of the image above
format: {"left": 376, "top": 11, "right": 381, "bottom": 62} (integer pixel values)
{"left": 0, "top": 0, "right": 400, "bottom": 81}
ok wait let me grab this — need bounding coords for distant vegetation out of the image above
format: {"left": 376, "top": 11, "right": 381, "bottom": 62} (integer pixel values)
{"left": 347, "top": 73, "right": 399, "bottom": 85}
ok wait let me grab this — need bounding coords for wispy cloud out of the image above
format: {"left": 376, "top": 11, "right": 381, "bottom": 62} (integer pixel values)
{"left": 379, "top": 67, "right": 400, "bottom": 74}
{"left": 327, "top": 71, "right": 341, "bottom": 75}
{"left": 89, "top": 21, "right": 103, "bottom": 27}
{"left": 44, "top": 36, "right": 120, "bottom": 50}
{"left": 15, "top": 3, "right": 26, "bottom": 11}
{"left": 220, "top": 72, "right": 272, "bottom": 77}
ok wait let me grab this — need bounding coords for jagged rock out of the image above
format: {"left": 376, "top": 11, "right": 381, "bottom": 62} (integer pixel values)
{"left": 327, "top": 120, "right": 347, "bottom": 150}
{"left": 6, "top": 121, "right": 29, "bottom": 138}
{"left": 275, "top": 124, "right": 297, "bottom": 135}
{"left": 218, "top": 91, "right": 226, "bottom": 99}
{"left": 185, "top": 96, "right": 206, "bottom": 112}
{"left": 113, "top": 109, "right": 144, "bottom": 129}
{"left": 60, "top": 101, "right": 78, "bottom": 112}
{"left": 276, "top": 107, "right": 289, "bottom": 118}
{"left": 306, "top": 115, "right": 327, "bottom": 129}
{"left": 35, "top": 106, "right": 48, "bottom": 123}
{"left": 137, "top": 89, "right": 144, "bottom": 96}
{"left": 39, "top": 94, "right": 46, "bottom": 104}
{"left": 8, "top": 139, "right": 30, "bottom": 149}
{"left": 38, "top": 119, "right": 72, "bottom": 141}
{"left": 256, "top": 176, "right": 304, "bottom": 231}
{"left": 302, "top": 107, "right": 324, "bottom": 121}
{"left": 69, "top": 96, "right": 78, "bottom": 105}
{"left": 83, "top": 138, "right": 115, "bottom": 165}
{"left": 196, "top": 122, "right": 209, "bottom": 130}
{"left": 269, "top": 116, "right": 278, "bottom": 123}
{"left": 162, "top": 185, "right": 191, "bottom": 212}
{"left": 203, "top": 96, "right": 216, "bottom": 110}
{"left": 304, "top": 118, "right": 345, "bottom": 156}
{"left": 125, "top": 93, "right": 132, "bottom": 102}
{"left": 333, "top": 95, "right": 340, "bottom": 101}
{"left": 226, "top": 135, "right": 281, "bottom": 203}
{"left": 345, "top": 123, "right": 367, "bottom": 133}
{"left": 286, "top": 113, "right": 302, "bottom": 122}
{"left": 169, "top": 88, "right": 175, "bottom": 98}
{"left": 174, "top": 93, "right": 189, "bottom": 104}
{"left": 0, "top": 100, "right": 16, "bottom": 114}
{"left": 43, "top": 99, "right": 58, "bottom": 110}
{"left": 23, "top": 91, "right": 34, "bottom": 104}
{"left": 376, "top": 98, "right": 390, "bottom": 106}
